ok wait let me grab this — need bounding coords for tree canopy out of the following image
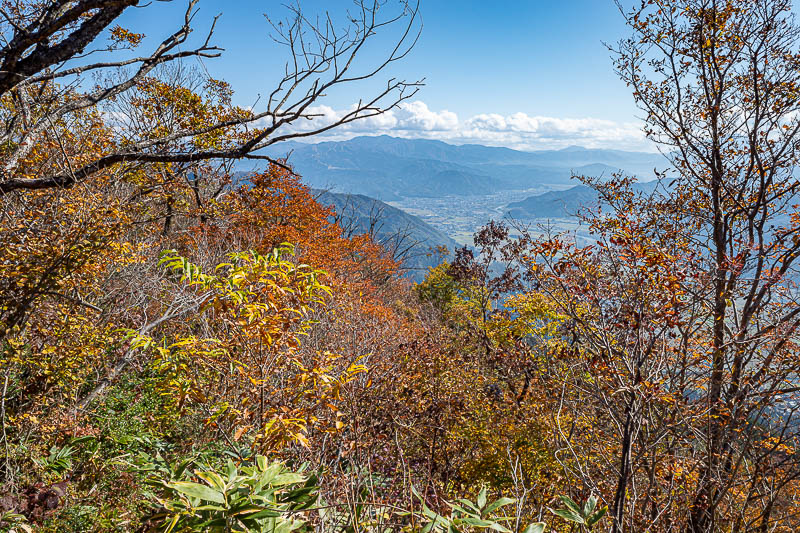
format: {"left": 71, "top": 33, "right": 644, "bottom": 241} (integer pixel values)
{"left": 3, "top": 1, "right": 800, "bottom": 532}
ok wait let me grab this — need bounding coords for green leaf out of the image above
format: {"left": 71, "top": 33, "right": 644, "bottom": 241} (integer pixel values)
{"left": 230, "top": 506, "right": 268, "bottom": 517}
{"left": 521, "top": 523, "right": 547, "bottom": 533}
{"left": 422, "top": 506, "right": 440, "bottom": 521}
{"left": 582, "top": 494, "right": 597, "bottom": 516}
{"left": 245, "top": 508, "right": 282, "bottom": 519}
{"left": 226, "top": 459, "right": 237, "bottom": 482}
{"left": 281, "top": 485, "right": 318, "bottom": 506}
{"left": 169, "top": 481, "right": 226, "bottom": 504}
{"left": 173, "top": 457, "right": 195, "bottom": 479}
{"left": 587, "top": 506, "right": 608, "bottom": 527}
{"left": 164, "top": 514, "right": 180, "bottom": 533}
{"left": 484, "top": 497, "right": 516, "bottom": 515}
{"left": 259, "top": 462, "right": 285, "bottom": 486}
{"left": 272, "top": 472, "right": 306, "bottom": 486}
{"left": 196, "top": 470, "right": 227, "bottom": 492}
{"left": 487, "top": 521, "right": 513, "bottom": 532}
{"left": 559, "top": 495, "right": 582, "bottom": 517}
{"left": 455, "top": 499, "right": 482, "bottom": 516}
{"left": 69, "top": 435, "right": 95, "bottom": 446}
{"left": 195, "top": 504, "right": 226, "bottom": 511}
{"left": 274, "top": 519, "right": 304, "bottom": 533}
{"left": 551, "top": 508, "right": 584, "bottom": 524}
{"left": 477, "top": 486, "right": 487, "bottom": 511}
{"left": 459, "top": 517, "right": 494, "bottom": 527}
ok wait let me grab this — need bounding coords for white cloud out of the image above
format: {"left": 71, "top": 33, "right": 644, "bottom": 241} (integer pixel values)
{"left": 467, "top": 113, "right": 508, "bottom": 131}
{"left": 395, "top": 101, "right": 459, "bottom": 131}
{"left": 274, "top": 100, "right": 653, "bottom": 152}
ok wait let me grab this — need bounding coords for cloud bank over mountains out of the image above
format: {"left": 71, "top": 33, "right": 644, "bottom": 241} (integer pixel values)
{"left": 282, "top": 100, "right": 652, "bottom": 151}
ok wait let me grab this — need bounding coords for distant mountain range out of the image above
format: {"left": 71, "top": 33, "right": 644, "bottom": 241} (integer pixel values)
{"left": 243, "top": 136, "right": 673, "bottom": 273}
{"left": 257, "top": 135, "right": 667, "bottom": 201}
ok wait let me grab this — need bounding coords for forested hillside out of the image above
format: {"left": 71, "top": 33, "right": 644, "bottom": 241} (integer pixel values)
{"left": 3, "top": 1, "right": 800, "bottom": 533}
{"left": 313, "top": 190, "right": 458, "bottom": 278}
{"left": 505, "top": 180, "right": 661, "bottom": 220}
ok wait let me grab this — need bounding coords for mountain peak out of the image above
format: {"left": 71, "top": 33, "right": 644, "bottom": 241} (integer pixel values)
{"left": 558, "top": 145, "right": 588, "bottom": 152}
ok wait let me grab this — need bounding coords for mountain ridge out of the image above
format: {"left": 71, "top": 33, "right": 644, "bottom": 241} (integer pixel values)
{"left": 314, "top": 189, "right": 458, "bottom": 279}
{"left": 506, "top": 180, "right": 662, "bottom": 220}
{"left": 255, "top": 135, "right": 667, "bottom": 200}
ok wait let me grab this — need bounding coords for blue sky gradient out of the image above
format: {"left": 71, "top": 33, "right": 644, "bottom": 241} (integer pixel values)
{"left": 115, "top": 1, "right": 650, "bottom": 151}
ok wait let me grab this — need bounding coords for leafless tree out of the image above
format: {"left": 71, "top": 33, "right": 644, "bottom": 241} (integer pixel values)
{"left": 316, "top": 188, "right": 427, "bottom": 271}
{"left": 0, "top": 0, "right": 422, "bottom": 336}
{"left": 0, "top": 0, "right": 422, "bottom": 193}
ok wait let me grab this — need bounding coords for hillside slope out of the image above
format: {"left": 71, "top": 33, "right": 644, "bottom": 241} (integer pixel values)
{"left": 506, "top": 180, "right": 662, "bottom": 220}
{"left": 315, "top": 189, "right": 457, "bottom": 278}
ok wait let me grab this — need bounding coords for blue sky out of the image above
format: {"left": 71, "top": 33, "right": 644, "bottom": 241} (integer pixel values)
{"left": 116, "top": 1, "right": 650, "bottom": 151}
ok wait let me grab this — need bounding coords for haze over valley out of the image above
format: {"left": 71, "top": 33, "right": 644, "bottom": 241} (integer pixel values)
{"left": 259, "top": 135, "right": 667, "bottom": 251}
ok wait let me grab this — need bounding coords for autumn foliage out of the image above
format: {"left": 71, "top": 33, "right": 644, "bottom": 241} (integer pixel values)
{"left": 5, "top": 1, "right": 800, "bottom": 532}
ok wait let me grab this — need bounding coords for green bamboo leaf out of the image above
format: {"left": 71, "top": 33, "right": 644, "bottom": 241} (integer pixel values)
{"left": 456, "top": 499, "right": 482, "bottom": 515}
{"left": 164, "top": 514, "right": 180, "bottom": 533}
{"left": 272, "top": 472, "right": 306, "bottom": 486}
{"left": 195, "top": 504, "right": 226, "bottom": 511}
{"left": 226, "top": 459, "right": 237, "bottom": 482}
{"left": 521, "top": 523, "right": 547, "bottom": 533}
{"left": 477, "top": 486, "right": 487, "bottom": 510}
{"left": 173, "top": 457, "right": 195, "bottom": 479}
{"left": 587, "top": 506, "right": 608, "bottom": 527}
{"left": 582, "top": 494, "right": 597, "bottom": 516}
{"left": 422, "top": 507, "right": 440, "bottom": 520}
{"left": 245, "top": 509, "right": 282, "bottom": 519}
{"left": 420, "top": 519, "right": 436, "bottom": 533}
{"left": 168, "top": 481, "right": 225, "bottom": 504}
{"left": 459, "top": 516, "right": 494, "bottom": 527}
{"left": 484, "top": 497, "right": 516, "bottom": 515}
{"left": 551, "top": 508, "right": 584, "bottom": 524}
{"left": 487, "top": 521, "right": 513, "bottom": 532}
{"left": 558, "top": 495, "right": 582, "bottom": 516}
{"left": 196, "top": 470, "right": 227, "bottom": 492}
{"left": 230, "top": 506, "right": 268, "bottom": 517}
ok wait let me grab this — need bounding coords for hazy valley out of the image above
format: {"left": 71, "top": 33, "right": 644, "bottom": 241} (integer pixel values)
{"left": 259, "top": 135, "right": 666, "bottom": 252}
